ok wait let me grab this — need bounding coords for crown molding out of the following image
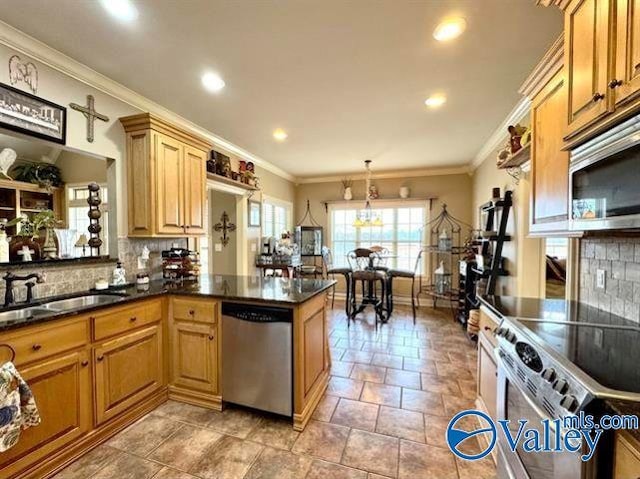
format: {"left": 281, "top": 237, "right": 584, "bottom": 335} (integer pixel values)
{"left": 0, "top": 21, "right": 296, "bottom": 182}
{"left": 296, "top": 165, "right": 471, "bottom": 184}
{"left": 471, "top": 97, "right": 531, "bottom": 170}
{"left": 519, "top": 34, "right": 564, "bottom": 99}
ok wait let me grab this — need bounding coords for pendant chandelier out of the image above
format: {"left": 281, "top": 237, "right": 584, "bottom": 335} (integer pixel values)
{"left": 353, "top": 160, "right": 383, "bottom": 227}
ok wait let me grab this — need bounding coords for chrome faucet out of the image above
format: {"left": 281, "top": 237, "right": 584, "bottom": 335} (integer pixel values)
{"left": 3, "top": 272, "right": 46, "bottom": 307}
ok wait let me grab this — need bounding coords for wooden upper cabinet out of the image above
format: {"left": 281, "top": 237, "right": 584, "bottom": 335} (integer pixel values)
{"left": 612, "top": 0, "right": 640, "bottom": 106}
{"left": 531, "top": 68, "right": 571, "bottom": 231}
{"left": 565, "top": 0, "right": 612, "bottom": 138}
{"left": 120, "top": 113, "right": 210, "bottom": 237}
{"left": 156, "top": 133, "right": 185, "bottom": 235}
{"left": 183, "top": 146, "right": 207, "bottom": 234}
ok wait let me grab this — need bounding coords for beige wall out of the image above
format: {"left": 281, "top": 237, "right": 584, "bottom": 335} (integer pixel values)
{"left": 209, "top": 190, "right": 238, "bottom": 275}
{"left": 471, "top": 145, "right": 545, "bottom": 297}
{"left": 295, "top": 172, "right": 473, "bottom": 298}
{"left": 57, "top": 150, "right": 108, "bottom": 184}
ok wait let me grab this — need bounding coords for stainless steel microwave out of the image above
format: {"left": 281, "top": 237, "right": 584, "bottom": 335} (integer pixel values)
{"left": 570, "top": 114, "right": 640, "bottom": 231}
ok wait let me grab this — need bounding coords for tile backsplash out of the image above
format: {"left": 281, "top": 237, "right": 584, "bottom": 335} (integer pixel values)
{"left": 0, "top": 237, "right": 186, "bottom": 303}
{"left": 580, "top": 236, "right": 640, "bottom": 323}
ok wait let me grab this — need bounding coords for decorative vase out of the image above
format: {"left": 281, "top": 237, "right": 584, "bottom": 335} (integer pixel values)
{"left": 41, "top": 227, "right": 58, "bottom": 260}
{"left": 400, "top": 186, "right": 410, "bottom": 199}
{"left": 344, "top": 187, "right": 353, "bottom": 201}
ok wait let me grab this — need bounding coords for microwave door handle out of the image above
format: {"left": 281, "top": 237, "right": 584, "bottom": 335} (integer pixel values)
{"left": 496, "top": 352, "right": 562, "bottom": 436}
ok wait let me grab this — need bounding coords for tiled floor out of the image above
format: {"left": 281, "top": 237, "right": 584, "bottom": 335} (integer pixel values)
{"left": 54, "top": 304, "right": 496, "bottom": 479}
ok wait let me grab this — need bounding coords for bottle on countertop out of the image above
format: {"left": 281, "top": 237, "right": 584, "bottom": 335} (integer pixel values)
{"left": 0, "top": 219, "right": 9, "bottom": 263}
{"left": 112, "top": 260, "right": 127, "bottom": 286}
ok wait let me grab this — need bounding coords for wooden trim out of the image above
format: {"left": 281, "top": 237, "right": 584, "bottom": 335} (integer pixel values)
{"left": 120, "top": 113, "right": 212, "bottom": 152}
{"left": 519, "top": 34, "right": 565, "bottom": 99}
{"left": 167, "top": 386, "right": 222, "bottom": 411}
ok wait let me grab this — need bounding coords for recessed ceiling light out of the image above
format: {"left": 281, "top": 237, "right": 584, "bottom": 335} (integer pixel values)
{"left": 201, "top": 72, "right": 225, "bottom": 93}
{"left": 273, "top": 128, "right": 288, "bottom": 141}
{"left": 433, "top": 17, "right": 467, "bottom": 42}
{"left": 100, "top": 0, "right": 138, "bottom": 22}
{"left": 425, "top": 94, "right": 447, "bottom": 108}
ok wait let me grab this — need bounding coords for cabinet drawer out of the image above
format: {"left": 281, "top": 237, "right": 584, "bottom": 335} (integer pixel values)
{"left": 172, "top": 297, "right": 217, "bottom": 323}
{"left": 93, "top": 299, "right": 162, "bottom": 341}
{"left": 0, "top": 318, "right": 88, "bottom": 366}
{"left": 479, "top": 309, "right": 499, "bottom": 348}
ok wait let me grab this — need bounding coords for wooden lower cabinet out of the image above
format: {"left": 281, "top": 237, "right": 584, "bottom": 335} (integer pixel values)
{"left": 0, "top": 350, "right": 91, "bottom": 478}
{"left": 614, "top": 431, "right": 640, "bottom": 478}
{"left": 170, "top": 321, "right": 218, "bottom": 396}
{"left": 293, "top": 293, "right": 330, "bottom": 431}
{"left": 94, "top": 324, "right": 164, "bottom": 425}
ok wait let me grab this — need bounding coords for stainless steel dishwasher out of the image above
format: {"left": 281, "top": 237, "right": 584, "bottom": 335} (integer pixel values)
{"left": 221, "top": 302, "right": 293, "bottom": 416}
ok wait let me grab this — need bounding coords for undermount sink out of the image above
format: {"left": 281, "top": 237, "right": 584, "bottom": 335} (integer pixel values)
{"left": 40, "top": 294, "right": 126, "bottom": 311}
{"left": 0, "top": 307, "right": 53, "bottom": 323}
{"left": 0, "top": 294, "right": 127, "bottom": 324}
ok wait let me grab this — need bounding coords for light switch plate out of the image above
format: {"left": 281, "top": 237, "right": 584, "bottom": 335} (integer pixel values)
{"left": 596, "top": 269, "right": 606, "bottom": 289}
{"left": 214, "top": 243, "right": 222, "bottom": 252}
{"left": 250, "top": 243, "right": 257, "bottom": 252}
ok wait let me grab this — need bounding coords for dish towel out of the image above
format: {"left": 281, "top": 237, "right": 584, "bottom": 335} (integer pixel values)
{"left": 0, "top": 361, "right": 40, "bottom": 452}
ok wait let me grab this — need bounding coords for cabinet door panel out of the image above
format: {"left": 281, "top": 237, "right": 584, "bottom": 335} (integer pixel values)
{"left": 532, "top": 69, "right": 570, "bottom": 227}
{"left": 565, "top": 0, "right": 611, "bottom": 136}
{"left": 477, "top": 335, "right": 497, "bottom": 419}
{"left": 94, "top": 325, "right": 163, "bottom": 425}
{"left": 127, "top": 130, "right": 153, "bottom": 235}
{"left": 0, "top": 351, "right": 91, "bottom": 474}
{"left": 155, "top": 133, "right": 184, "bottom": 235}
{"left": 171, "top": 321, "right": 217, "bottom": 394}
{"left": 183, "top": 146, "right": 206, "bottom": 234}
{"left": 614, "top": 0, "right": 640, "bottom": 106}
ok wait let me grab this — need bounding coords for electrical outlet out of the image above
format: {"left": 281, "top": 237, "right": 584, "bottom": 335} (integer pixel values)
{"left": 214, "top": 243, "right": 222, "bottom": 252}
{"left": 596, "top": 269, "right": 606, "bottom": 289}
{"left": 250, "top": 242, "right": 257, "bottom": 252}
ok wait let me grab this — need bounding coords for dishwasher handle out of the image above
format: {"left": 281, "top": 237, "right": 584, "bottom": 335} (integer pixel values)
{"left": 221, "top": 302, "right": 293, "bottom": 323}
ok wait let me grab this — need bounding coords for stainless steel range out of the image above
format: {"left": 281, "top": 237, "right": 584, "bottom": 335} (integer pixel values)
{"left": 494, "top": 309, "right": 640, "bottom": 479}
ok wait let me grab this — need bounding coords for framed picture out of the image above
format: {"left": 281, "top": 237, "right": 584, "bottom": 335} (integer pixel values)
{"left": 0, "top": 82, "right": 66, "bottom": 144}
{"left": 248, "top": 199, "right": 261, "bottom": 227}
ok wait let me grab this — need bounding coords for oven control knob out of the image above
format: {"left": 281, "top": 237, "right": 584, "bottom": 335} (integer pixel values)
{"left": 560, "top": 395, "right": 579, "bottom": 413}
{"left": 505, "top": 331, "right": 517, "bottom": 343}
{"left": 553, "top": 379, "right": 569, "bottom": 394}
{"left": 495, "top": 327, "right": 506, "bottom": 337}
{"left": 541, "top": 368, "right": 557, "bottom": 382}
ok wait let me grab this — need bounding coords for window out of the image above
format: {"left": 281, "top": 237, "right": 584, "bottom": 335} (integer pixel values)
{"left": 66, "top": 184, "right": 109, "bottom": 256}
{"left": 262, "top": 199, "right": 292, "bottom": 238}
{"left": 330, "top": 205, "right": 426, "bottom": 272}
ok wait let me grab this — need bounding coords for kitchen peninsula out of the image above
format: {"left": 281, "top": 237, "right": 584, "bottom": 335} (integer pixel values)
{"left": 0, "top": 275, "right": 335, "bottom": 479}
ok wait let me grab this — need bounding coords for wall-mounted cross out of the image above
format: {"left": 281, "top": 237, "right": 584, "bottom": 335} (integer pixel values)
{"left": 213, "top": 211, "right": 237, "bottom": 247}
{"left": 69, "top": 94, "right": 109, "bottom": 143}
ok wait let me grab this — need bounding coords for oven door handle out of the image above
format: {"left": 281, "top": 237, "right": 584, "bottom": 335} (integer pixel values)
{"left": 496, "top": 350, "right": 559, "bottom": 435}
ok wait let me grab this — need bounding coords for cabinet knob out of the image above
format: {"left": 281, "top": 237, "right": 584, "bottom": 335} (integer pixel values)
{"left": 32, "top": 344, "right": 41, "bottom": 351}
{"left": 609, "top": 79, "right": 623, "bottom": 89}
{"left": 97, "top": 355, "right": 104, "bottom": 362}
{"left": 208, "top": 335, "right": 214, "bottom": 340}
{"left": 592, "top": 92, "right": 605, "bottom": 102}
{"left": 130, "top": 316, "right": 137, "bottom": 322}
{"left": 189, "top": 309, "right": 195, "bottom": 316}
{"left": 81, "top": 360, "right": 89, "bottom": 367}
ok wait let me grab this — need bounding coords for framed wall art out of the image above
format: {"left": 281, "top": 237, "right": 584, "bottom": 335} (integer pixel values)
{"left": 248, "top": 199, "right": 261, "bottom": 227}
{"left": 0, "top": 82, "right": 66, "bottom": 144}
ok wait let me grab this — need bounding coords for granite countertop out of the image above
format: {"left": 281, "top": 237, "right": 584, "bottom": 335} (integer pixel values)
{"left": 0, "top": 275, "right": 336, "bottom": 332}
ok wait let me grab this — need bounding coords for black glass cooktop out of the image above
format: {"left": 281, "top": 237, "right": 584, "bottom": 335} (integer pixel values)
{"left": 482, "top": 296, "right": 640, "bottom": 394}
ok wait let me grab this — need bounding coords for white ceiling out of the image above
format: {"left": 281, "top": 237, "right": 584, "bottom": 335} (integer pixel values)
{"left": 0, "top": 0, "right": 562, "bottom": 179}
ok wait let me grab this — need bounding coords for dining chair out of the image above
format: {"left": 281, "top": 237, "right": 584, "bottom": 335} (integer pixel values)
{"left": 321, "top": 246, "right": 351, "bottom": 312}
{"left": 347, "top": 248, "right": 386, "bottom": 327}
{"left": 369, "top": 245, "right": 390, "bottom": 272}
{"left": 386, "top": 249, "right": 423, "bottom": 323}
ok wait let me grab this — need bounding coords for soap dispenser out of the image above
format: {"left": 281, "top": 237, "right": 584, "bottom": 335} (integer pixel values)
{"left": 112, "top": 260, "right": 127, "bottom": 286}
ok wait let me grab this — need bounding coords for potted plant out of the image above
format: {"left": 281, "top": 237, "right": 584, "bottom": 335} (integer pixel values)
{"left": 342, "top": 178, "right": 353, "bottom": 200}
{"left": 7, "top": 210, "right": 63, "bottom": 261}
